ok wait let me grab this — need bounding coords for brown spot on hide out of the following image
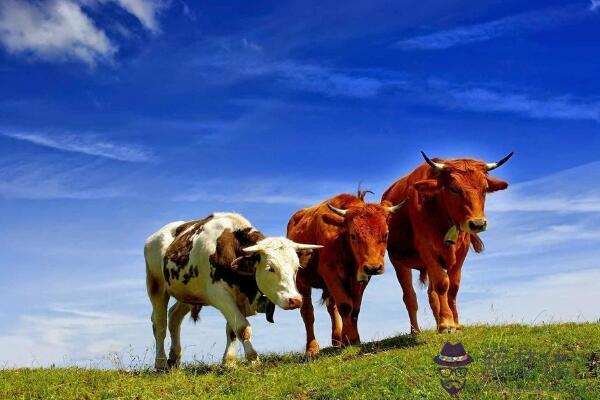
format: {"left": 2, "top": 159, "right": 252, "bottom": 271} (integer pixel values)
{"left": 209, "top": 228, "right": 265, "bottom": 302}
{"left": 165, "top": 215, "right": 214, "bottom": 268}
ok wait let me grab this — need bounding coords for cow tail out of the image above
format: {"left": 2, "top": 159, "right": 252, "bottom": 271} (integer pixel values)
{"left": 470, "top": 233, "right": 485, "bottom": 253}
{"left": 190, "top": 305, "right": 202, "bottom": 323}
{"left": 418, "top": 269, "right": 428, "bottom": 287}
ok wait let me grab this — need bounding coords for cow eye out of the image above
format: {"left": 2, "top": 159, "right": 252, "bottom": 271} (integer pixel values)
{"left": 449, "top": 187, "right": 461, "bottom": 195}
{"left": 266, "top": 265, "right": 275, "bottom": 273}
{"left": 350, "top": 233, "right": 357, "bottom": 241}
{"left": 383, "top": 232, "right": 389, "bottom": 241}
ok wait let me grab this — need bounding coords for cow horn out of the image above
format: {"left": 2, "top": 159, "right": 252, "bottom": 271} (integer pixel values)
{"left": 327, "top": 204, "right": 348, "bottom": 216}
{"left": 293, "top": 243, "right": 324, "bottom": 250}
{"left": 242, "top": 244, "right": 262, "bottom": 253}
{"left": 421, "top": 151, "right": 444, "bottom": 170}
{"left": 486, "top": 151, "right": 514, "bottom": 171}
{"left": 386, "top": 199, "right": 407, "bottom": 214}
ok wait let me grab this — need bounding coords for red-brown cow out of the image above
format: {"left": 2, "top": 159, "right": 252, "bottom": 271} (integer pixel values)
{"left": 382, "top": 152, "right": 512, "bottom": 334}
{"left": 287, "top": 191, "right": 404, "bottom": 356}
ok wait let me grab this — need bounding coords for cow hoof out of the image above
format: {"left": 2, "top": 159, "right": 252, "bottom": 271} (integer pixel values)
{"left": 248, "top": 358, "right": 261, "bottom": 366}
{"left": 167, "top": 358, "right": 180, "bottom": 369}
{"left": 306, "top": 340, "right": 320, "bottom": 357}
{"left": 155, "top": 358, "right": 168, "bottom": 372}
{"left": 438, "top": 324, "right": 456, "bottom": 334}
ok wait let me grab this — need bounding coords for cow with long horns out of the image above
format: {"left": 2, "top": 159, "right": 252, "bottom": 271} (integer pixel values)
{"left": 382, "top": 152, "right": 512, "bottom": 334}
{"left": 287, "top": 191, "right": 404, "bottom": 356}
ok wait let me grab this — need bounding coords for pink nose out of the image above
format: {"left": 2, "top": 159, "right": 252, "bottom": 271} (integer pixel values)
{"left": 287, "top": 297, "right": 303, "bottom": 309}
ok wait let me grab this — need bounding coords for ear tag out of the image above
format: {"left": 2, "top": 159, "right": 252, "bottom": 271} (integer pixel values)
{"left": 444, "top": 225, "right": 458, "bottom": 246}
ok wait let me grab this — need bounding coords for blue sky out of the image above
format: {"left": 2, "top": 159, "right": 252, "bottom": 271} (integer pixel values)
{"left": 0, "top": 0, "right": 599, "bottom": 367}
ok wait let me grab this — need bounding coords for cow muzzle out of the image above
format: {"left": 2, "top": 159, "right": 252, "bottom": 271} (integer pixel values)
{"left": 284, "top": 296, "right": 303, "bottom": 310}
{"left": 364, "top": 264, "right": 384, "bottom": 276}
{"left": 466, "top": 218, "right": 487, "bottom": 233}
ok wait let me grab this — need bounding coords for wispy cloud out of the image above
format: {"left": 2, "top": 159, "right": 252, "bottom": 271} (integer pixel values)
{"left": 396, "top": 5, "right": 588, "bottom": 50}
{"left": 0, "top": 0, "right": 168, "bottom": 66}
{"left": 591, "top": 1, "right": 600, "bottom": 12}
{"left": 191, "top": 39, "right": 402, "bottom": 98}
{"left": 174, "top": 178, "right": 354, "bottom": 205}
{"left": 1, "top": 131, "right": 154, "bottom": 162}
{"left": 0, "top": 160, "right": 128, "bottom": 200}
{"left": 440, "top": 85, "right": 600, "bottom": 122}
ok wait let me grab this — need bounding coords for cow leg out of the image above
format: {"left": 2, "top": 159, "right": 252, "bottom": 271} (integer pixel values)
{"left": 210, "top": 289, "right": 258, "bottom": 364}
{"left": 223, "top": 322, "right": 238, "bottom": 366}
{"left": 326, "top": 277, "right": 358, "bottom": 346}
{"left": 148, "top": 290, "right": 169, "bottom": 371}
{"left": 350, "top": 281, "right": 367, "bottom": 341}
{"left": 325, "top": 298, "right": 343, "bottom": 348}
{"left": 167, "top": 301, "right": 190, "bottom": 368}
{"left": 427, "top": 265, "right": 455, "bottom": 333}
{"left": 298, "top": 282, "right": 319, "bottom": 356}
{"left": 448, "top": 266, "right": 462, "bottom": 330}
{"left": 390, "top": 254, "right": 420, "bottom": 334}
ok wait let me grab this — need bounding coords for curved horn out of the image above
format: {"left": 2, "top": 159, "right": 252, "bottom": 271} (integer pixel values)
{"left": 486, "top": 151, "right": 514, "bottom": 171}
{"left": 293, "top": 243, "right": 324, "bottom": 250}
{"left": 386, "top": 199, "right": 407, "bottom": 214}
{"left": 242, "top": 244, "right": 262, "bottom": 253}
{"left": 421, "top": 151, "right": 444, "bottom": 170}
{"left": 327, "top": 203, "right": 348, "bottom": 216}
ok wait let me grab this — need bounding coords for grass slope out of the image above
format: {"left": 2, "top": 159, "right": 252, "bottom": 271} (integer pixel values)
{"left": 1, "top": 323, "right": 599, "bottom": 399}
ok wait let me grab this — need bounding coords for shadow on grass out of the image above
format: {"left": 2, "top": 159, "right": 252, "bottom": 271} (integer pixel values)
{"left": 175, "top": 333, "right": 422, "bottom": 375}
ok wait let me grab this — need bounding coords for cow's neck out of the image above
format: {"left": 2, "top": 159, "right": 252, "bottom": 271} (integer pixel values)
{"left": 415, "top": 194, "right": 455, "bottom": 243}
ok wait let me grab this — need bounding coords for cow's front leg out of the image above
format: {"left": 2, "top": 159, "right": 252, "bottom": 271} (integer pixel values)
{"left": 390, "top": 254, "right": 421, "bottom": 334}
{"left": 210, "top": 290, "right": 258, "bottom": 364}
{"left": 222, "top": 322, "right": 238, "bottom": 366}
{"left": 448, "top": 266, "right": 462, "bottom": 330}
{"left": 325, "top": 299, "right": 343, "bottom": 348}
{"left": 350, "top": 280, "right": 368, "bottom": 340}
{"left": 167, "top": 301, "right": 190, "bottom": 368}
{"left": 298, "top": 281, "right": 320, "bottom": 356}
{"left": 326, "top": 277, "right": 358, "bottom": 345}
{"left": 427, "top": 262, "right": 455, "bottom": 333}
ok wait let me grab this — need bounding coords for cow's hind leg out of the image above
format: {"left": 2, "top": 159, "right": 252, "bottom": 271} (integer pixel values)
{"left": 148, "top": 289, "right": 169, "bottom": 371}
{"left": 167, "top": 301, "right": 190, "bottom": 368}
{"left": 222, "top": 322, "right": 238, "bottom": 366}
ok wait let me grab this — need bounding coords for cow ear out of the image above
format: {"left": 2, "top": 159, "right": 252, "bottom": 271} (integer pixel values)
{"left": 486, "top": 176, "right": 509, "bottom": 192}
{"left": 231, "top": 254, "right": 260, "bottom": 275}
{"left": 414, "top": 179, "right": 440, "bottom": 194}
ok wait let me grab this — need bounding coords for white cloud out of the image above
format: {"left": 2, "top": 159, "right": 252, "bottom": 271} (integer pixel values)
{"left": 397, "top": 5, "right": 587, "bottom": 50}
{"left": 591, "top": 1, "right": 600, "bottom": 12}
{"left": 0, "top": 0, "right": 168, "bottom": 65}
{"left": 0, "top": 306, "right": 147, "bottom": 367}
{"left": 109, "top": 0, "right": 167, "bottom": 32}
{"left": 0, "top": 0, "right": 116, "bottom": 66}
{"left": 439, "top": 85, "right": 600, "bottom": 122}
{"left": 1, "top": 131, "right": 154, "bottom": 162}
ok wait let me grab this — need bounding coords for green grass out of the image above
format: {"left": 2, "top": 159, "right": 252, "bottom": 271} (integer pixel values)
{"left": 1, "top": 323, "right": 599, "bottom": 399}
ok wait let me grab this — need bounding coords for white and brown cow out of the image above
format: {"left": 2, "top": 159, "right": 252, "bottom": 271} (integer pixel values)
{"left": 144, "top": 212, "right": 321, "bottom": 370}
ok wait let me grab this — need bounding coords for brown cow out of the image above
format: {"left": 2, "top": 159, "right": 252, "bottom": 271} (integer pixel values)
{"left": 382, "top": 152, "right": 512, "bottom": 334}
{"left": 287, "top": 191, "right": 404, "bottom": 356}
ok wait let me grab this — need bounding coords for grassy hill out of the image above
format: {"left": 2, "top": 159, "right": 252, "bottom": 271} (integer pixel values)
{"left": 1, "top": 323, "right": 599, "bottom": 399}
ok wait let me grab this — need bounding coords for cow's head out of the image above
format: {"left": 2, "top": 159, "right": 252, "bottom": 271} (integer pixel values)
{"left": 232, "top": 238, "right": 322, "bottom": 310}
{"left": 416, "top": 151, "right": 512, "bottom": 233}
{"left": 328, "top": 199, "right": 405, "bottom": 282}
